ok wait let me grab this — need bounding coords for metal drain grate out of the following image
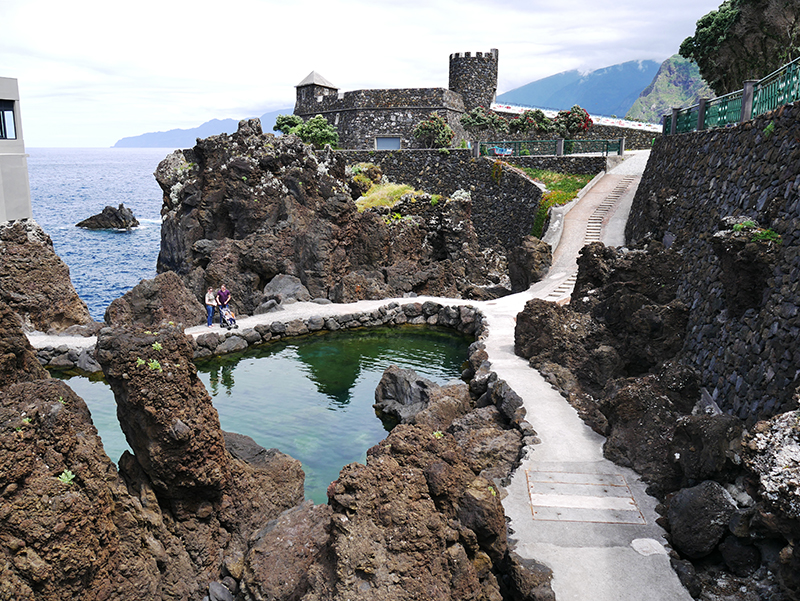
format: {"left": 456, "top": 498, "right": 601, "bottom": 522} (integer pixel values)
{"left": 525, "top": 470, "right": 646, "bottom": 525}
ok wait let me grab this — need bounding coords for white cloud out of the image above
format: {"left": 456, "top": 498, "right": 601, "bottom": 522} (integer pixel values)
{"left": 1, "top": 0, "right": 723, "bottom": 146}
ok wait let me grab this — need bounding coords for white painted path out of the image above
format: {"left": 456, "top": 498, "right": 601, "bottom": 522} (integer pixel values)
{"left": 28, "top": 150, "right": 691, "bottom": 600}
{"left": 480, "top": 151, "right": 692, "bottom": 600}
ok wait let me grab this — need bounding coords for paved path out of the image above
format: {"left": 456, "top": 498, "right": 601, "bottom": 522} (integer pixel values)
{"left": 480, "top": 151, "right": 692, "bottom": 600}
{"left": 28, "top": 151, "right": 691, "bottom": 599}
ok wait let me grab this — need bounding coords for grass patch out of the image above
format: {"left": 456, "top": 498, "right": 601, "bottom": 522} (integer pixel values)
{"left": 356, "top": 182, "right": 418, "bottom": 212}
{"left": 523, "top": 168, "right": 594, "bottom": 238}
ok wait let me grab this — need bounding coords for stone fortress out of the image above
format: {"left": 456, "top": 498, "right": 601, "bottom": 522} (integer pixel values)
{"left": 294, "top": 49, "right": 498, "bottom": 150}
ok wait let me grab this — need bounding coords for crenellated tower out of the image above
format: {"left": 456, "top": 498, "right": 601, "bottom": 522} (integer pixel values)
{"left": 448, "top": 49, "right": 499, "bottom": 112}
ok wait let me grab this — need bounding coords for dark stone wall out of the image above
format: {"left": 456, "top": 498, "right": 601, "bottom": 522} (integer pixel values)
{"left": 570, "top": 124, "right": 657, "bottom": 150}
{"left": 505, "top": 155, "right": 607, "bottom": 174}
{"left": 625, "top": 102, "right": 800, "bottom": 421}
{"left": 449, "top": 50, "right": 499, "bottom": 112}
{"left": 296, "top": 88, "right": 467, "bottom": 150}
{"left": 339, "top": 149, "right": 542, "bottom": 250}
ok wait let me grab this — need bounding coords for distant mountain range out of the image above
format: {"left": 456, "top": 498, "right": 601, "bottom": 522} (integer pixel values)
{"left": 625, "top": 55, "right": 714, "bottom": 123}
{"left": 112, "top": 109, "right": 291, "bottom": 148}
{"left": 496, "top": 60, "right": 662, "bottom": 117}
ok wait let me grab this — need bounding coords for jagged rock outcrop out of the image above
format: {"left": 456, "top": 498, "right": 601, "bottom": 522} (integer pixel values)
{"left": 155, "top": 119, "right": 500, "bottom": 314}
{"left": 237, "top": 363, "right": 544, "bottom": 601}
{"left": 0, "top": 377, "right": 167, "bottom": 600}
{"left": 373, "top": 365, "right": 467, "bottom": 425}
{"left": 0, "top": 299, "right": 165, "bottom": 599}
{"left": 0, "top": 219, "right": 92, "bottom": 332}
{"left": 104, "top": 271, "right": 205, "bottom": 327}
{"left": 515, "top": 241, "right": 689, "bottom": 403}
{"left": 1, "top": 306, "right": 309, "bottom": 599}
{"left": 514, "top": 238, "right": 800, "bottom": 600}
{"left": 507, "top": 236, "right": 552, "bottom": 293}
{"left": 667, "top": 481, "right": 738, "bottom": 559}
{"left": 0, "top": 300, "right": 49, "bottom": 386}
{"left": 76, "top": 203, "right": 139, "bottom": 230}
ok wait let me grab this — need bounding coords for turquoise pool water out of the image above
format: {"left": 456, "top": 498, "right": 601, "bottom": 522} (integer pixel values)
{"left": 60, "top": 325, "right": 471, "bottom": 504}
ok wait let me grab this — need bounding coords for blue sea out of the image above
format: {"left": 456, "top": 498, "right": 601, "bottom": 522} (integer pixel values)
{"left": 28, "top": 148, "right": 169, "bottom": 321}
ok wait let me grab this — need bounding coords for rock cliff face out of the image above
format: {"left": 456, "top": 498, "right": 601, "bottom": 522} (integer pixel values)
{"left": 155, "top": 119, "right": 501, "bottom": 315}
{"left": 0, "top": 220, "right": 92, "bottom": 332}
{"left": 514, "top": 240, "right": 800, "bottom": 600}
{"left": 2, "top": 285, "right": 552, "bottom": 599}
{"left": 1, "top": 311, "right": 304, "bottom": 599}
{"left": 104, "top": 271, "right": 205, "bottom": 328}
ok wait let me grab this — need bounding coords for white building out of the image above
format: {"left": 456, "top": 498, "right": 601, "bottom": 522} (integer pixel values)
{"left": 0, "top": 77, "right": 32, "bottom": 222}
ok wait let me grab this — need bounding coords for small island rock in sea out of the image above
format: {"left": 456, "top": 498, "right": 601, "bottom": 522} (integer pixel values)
{"left": 76, "top": 203, "right": 139, "bottom": 230}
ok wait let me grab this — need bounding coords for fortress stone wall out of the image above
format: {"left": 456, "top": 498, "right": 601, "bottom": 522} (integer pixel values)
{"left": 625, "top": 102, "right": 800, "bottom": 421}
{"left": 448, "top": 50, "right": 499, "bottom": 112}
{"left": 295, "top": 51, "right": 498, "bottom": 150}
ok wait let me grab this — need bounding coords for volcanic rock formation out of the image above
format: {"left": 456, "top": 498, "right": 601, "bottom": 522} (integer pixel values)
{"left": 76, "top": 203, "right": 139, "bottom": 230}
{"left": 514, "top": 240, "right": 800, "bottom": 600}
{"left": 0, "top": 219, "right": 93, "bottom": 332}
{"left": 155, "top": 119, "right": 503, "bottom": 315}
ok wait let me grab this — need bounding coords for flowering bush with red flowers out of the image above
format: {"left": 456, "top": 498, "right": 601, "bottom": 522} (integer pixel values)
{"left": 413, "top": 112, "right": 455, "bottom": 148}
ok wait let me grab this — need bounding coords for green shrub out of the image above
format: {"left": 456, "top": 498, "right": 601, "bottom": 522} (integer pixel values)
{"left": 355, "top": 183, "right": 416, "bottom": 212}
{"left": 273, "top": 114, "right": 303, "bottom": 135}
{"left": 751, "top": 228, "right": 782, "bottom": 243}
{"left": 286, "top": 115, "right": 339, "bottom": 149}
{"left": 413, "top": 113, "right": 454, "bottom": 148}
{"left": 523, "top": 168, "right": 594, "bottom": 237}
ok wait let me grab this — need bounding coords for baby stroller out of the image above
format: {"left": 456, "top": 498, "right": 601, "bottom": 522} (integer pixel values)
{"left": 219, "top": 305, "right": 239, "bottom": 330}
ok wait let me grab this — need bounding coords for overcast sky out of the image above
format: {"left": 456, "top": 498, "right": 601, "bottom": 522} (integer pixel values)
{"left": 2, "top": 0, "right": 722, "bottom": 147}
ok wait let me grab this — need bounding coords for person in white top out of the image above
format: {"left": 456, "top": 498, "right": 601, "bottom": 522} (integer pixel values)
{"left": 204, "top": 287, "right": 217, "bottom": 327}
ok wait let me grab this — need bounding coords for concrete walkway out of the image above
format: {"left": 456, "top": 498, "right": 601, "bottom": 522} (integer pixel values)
{"left": 480, "top": 151, "right": 692, "bottom": 600}
{"left": 27, "top": 150, "right": 691, "bottom": 599}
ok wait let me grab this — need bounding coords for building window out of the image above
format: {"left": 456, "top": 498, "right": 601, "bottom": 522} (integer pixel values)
{"left": 375, "top": 136, "right": 401, "bottom": 150}
{"left": 0, "top": 100, "right": 16, "bottom": 140}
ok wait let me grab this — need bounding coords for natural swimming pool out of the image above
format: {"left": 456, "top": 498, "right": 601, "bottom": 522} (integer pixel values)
{"left": 59, "top": 325, "right": 472, "bottom": 503}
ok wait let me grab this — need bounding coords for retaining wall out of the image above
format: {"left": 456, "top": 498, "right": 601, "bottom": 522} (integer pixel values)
{"left": 191, "top": 301, "right": 485, "bottom": 359}
{"left": 625, "top": 101, "right": 800, "bottom": 421}
{"left": 339, "top": 149, "right": 543, "bottom": 250}
{"left": 35, "top": 301, "right": 486, "bottom": 371}
{"left": 486, "top": 122, "right": 657, "bottom": 150}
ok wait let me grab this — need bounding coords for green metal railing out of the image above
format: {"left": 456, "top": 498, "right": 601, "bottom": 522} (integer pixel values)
{"left": 480, "top": 140, "right": 558, "bottom": 156}
{"left": 752, "top": 56, "right": 800, "bottom": 117}
{"left": 480, "top": 139, "right": 622, "bottom": 156}
{"left": 664, "top": 55, "right": 800, "bottom": 134}
{"left": 704, "top": 90, "right": 743, "bottom": 129}
{"left": 675, "top": 105, "right": 700, "bottom": 133}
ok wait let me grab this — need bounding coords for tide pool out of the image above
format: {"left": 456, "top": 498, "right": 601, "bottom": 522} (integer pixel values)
{"left": 60, "top": 325, "right": 471, "bottom": 504}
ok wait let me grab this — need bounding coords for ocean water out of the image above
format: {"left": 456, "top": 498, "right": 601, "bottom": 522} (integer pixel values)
{"left": 27, "top": 147, "right": 170, "bottom": 321}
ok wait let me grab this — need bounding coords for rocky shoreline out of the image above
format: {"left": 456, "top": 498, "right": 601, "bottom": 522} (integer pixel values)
{"left": 514, "top": 240, "right": 800, "bottom": 600}
{"left": 3, "top": 118, "right": 561, "bottom": 599}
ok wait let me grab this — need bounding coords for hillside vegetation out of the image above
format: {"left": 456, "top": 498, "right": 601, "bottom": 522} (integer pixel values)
{"left": 626, "top": 55, "right": 713, "bottom": 123}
